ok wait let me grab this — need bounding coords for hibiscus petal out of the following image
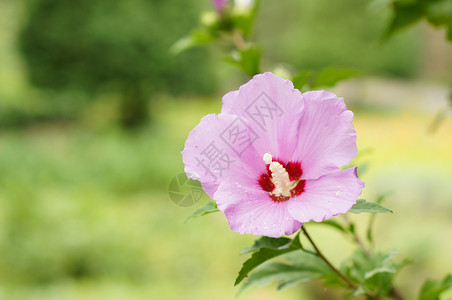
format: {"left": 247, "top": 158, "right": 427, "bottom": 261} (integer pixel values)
{"left": 287, "top": 167, "right": 364, "bottom": 223}
{"left": 215, "top": 179, "right": 302, "bottom": 238}
{"left": 182, "top": 113, "right": 262, "bottom": 198}
{"left": 294, "top": 91, "right": 358, "bottom": 179}
{"left": 221, "top": 72, "right": 304, "bottom": 160}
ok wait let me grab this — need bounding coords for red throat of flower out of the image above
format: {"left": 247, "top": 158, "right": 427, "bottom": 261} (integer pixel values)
{"left": 258, "top": 153, "right": 305, "bottom": 202}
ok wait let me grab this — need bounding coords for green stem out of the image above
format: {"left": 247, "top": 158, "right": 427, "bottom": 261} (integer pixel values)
{"left": 342, "top": 215, "right": 371, "bottom": 257}
{"left": 301, "top": 226, "right": 358, "bottom": 290}
{"left": 232, "top": 29, "right": 247, "bottom": 51}
{"left": 389, "top": 287, "right": 405, "bottom": 300}
{"left": 301, "top": 226, "right": 404, "bottom": 300}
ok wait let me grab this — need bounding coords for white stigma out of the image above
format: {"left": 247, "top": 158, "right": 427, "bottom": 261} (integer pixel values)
{"left": 263, "top": 153, "right": 296, "bottom": 198}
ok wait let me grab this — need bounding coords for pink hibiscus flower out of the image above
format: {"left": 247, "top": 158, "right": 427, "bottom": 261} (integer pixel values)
{"left": 182, "top": 72, "right": 364, "bottom": 238}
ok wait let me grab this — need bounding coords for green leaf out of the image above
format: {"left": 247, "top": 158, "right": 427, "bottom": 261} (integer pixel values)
{"left": 344, "top": 249, "right": 399, "bottom": 295}
{"left": 364, "top": 266, "right": 396, "bottom": 279}
{"left": 225, "top": 44, "right": 262, "bottom": 76}
{"left": 170, "top": 28, "right": 215, "bottom": 55}
{"left": 384, "top": 0, "right": 425, "bottom": 39}
{"left": 241, "top": 236, "right": 293, "bottom": 254}
{"left": 395, "top": 257, "right": 413, "bottom": 273}
{"left": 292, "top": 70, "right": 313, "bottom": 90}
{"left": 240, "top": 250, "right": 334, "bottom": 293}
{"left": 311, "top": 67, "right": 358, "bottom": 89}
{"left": 447, "top": 26, "right": 452, "bottom": 41}
{"left": 418, "top": 274, "right": 452, "bottom": 300}
{"left": 285, "top": 250, "right": 335, "bottom": 276}
{"left": 425, "top": 0, "right": 452, "bottom": 27}
{"left": 277, "top": 275, "right": 314, "bottom": 290}
{"left": 349, "top": 199, "right": 393, "bottom": 214}
{"left": 239, "top": 261, "right": 322, "bottom": 293}
{"left": 308, "top": 219, "right": 347, "bottom": 233}
{"left": 185, "top": 202, "right": 219, "bottom": 222}
{"left": 367, "top": 193, "right": 393, "bottom": 243}
{"left": 235, "top": 232, "right": 302, "bottom": 286}
{"left": 384, "top": 0, "right": 452, "bottom": 42}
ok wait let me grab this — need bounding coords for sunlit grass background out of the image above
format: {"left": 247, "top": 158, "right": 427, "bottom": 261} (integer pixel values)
{"left": 1, "top": 0, "right": 452, "bottom": 299}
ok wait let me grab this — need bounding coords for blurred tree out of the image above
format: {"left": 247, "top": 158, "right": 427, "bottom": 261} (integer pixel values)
{"left": 19, "top": 0, "right": 215, "bottom": 128}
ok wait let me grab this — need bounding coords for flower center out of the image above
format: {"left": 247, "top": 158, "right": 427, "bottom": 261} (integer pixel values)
{"left": 258, "top": 153, "right": 305, "bottom": 202}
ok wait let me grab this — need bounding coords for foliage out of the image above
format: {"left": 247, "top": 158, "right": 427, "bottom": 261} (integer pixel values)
{"left": 382, "top": 0, "right": 452, "bottom": 134}
{"left": 174, "top": 0, "right": 363, "bottom": 92}
{"left": 185, "top": 202, "right": 219, "bottom": 222}
{"left": 0, "top": 187, "right": 147, "bottom": 284}
{"left": 349, "top": 199, "right": 393, "bottom": 214}
{"left": 258, "top": 0, "right": 420, "bottom": 78}
{"left": 292, "top": 67, "right": 359, "bottom": 91}
{"left": 418, "top": 274, "right": 452, "bottom": 300}
{"left": 343, "top": 249, "right": 401, "bottom": 296}
{"left": 1, "top": 0, "right": 449, "bottom": 298}
{"left": 235, "top": 233, "right": 302, "bottom": 285}
{"left": 172, "top": 0, "right": 262, "bottom": 77}
{"left": 174, "top": 0, "right": 419, "bottom": 82}
{"left": 234, "top": 202, "right": 401, "bottom": 297}
{"left": 18, "top": 0, "right": 216, "bottom": 127}
{"left": 178, "top": 0, "right": 452, "bottom": 298}
{"left": 0, "top": 129, "right": 181, "bottom": 285}
{"left": 385, "top": 0, "right": 452, "bottom": 41}
{"left": 240, "top": 251, "right": 334, "bottom": 293}
{"left": 0, "top": 98, "right": 450, "bottom": 298}
{"left": 189, "top": 196, "right": 404, "bottom": 297}
{"left": 0, "top": 89, "right": 91, "bottom": 128}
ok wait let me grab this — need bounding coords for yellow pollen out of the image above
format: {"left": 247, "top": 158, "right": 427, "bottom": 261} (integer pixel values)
{"left": 262, "top": 153, "right": 297, "bottom": 198}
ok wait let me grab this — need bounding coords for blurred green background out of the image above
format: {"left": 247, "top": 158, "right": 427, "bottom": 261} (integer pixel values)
{"left": 0, "top": 0, "right": 451, "bottom": 299}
